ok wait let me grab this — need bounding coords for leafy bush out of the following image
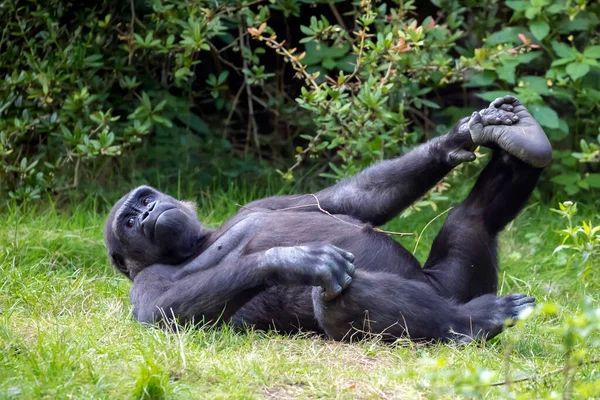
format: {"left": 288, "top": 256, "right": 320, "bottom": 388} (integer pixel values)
{"left": 552, "top": 201, "right": 599, "bottom": 280}
{"left": 1, "top": 0, "right": 599, "bottom": 204}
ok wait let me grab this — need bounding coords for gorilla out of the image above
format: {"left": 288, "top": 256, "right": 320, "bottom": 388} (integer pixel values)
{"left": 104, "top": 96, "right": 551, "bottom": 343}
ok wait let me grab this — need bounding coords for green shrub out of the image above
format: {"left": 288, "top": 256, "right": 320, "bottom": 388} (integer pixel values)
{"left": 1, "top": 0, "right": 599, "bottom": 204}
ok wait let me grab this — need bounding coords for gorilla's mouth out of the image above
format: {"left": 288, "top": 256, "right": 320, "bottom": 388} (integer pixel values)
{"left": 148, "top": 207, "right": 176, "bottom": 239}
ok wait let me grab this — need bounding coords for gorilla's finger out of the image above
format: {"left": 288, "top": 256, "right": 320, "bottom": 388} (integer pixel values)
{"left": 328, "top": 259, "right": 353, "bottom": 288}
{"left": 514, "top": 296, "right": 536, "bottom": 306}
{"left": 479, "top": 109, "right": 516, "bottom": 126}
{"left": 469, "top": 111, "right": 482, "bottom": 127}
{"left": 346, "top": 262, "right": 355, "bottom": 277}
{"left": 448, "top": 149, "right": 476, "bottom": 164}
{"left": 341, "top": 274, "right": 353, "bottom": 289}
{"left": 491, "top": 95, "right": 519, "bottom": 108}
{"left": 330, "top": 245, "right": 355, "bottom": 263}
{"left": 498, "top": 104, "right": 513, "bottom": 112}
{"left": 491, "top": 96, "right": 506, "bottom": 108}
{"left": 503, "top": 95, "right": 519, "bottom": 104}
{"left": 322, "top": 283, "right": 343, "bottom": 301}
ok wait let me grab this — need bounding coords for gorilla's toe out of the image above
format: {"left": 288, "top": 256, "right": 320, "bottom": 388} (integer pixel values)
{"left": 469, "top": 98, "right": 552, "bottom": 168}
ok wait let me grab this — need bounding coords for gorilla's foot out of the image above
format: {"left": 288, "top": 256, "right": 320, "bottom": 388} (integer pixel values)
{"left": 452, "top": 293, "right": 536, "bottom": 343}
{"left": 470, "top": 95, "right": 552, "bottom": 168}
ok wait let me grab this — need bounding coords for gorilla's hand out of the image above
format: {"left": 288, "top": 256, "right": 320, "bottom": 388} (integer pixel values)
{"left": 262, "top": 244, "right": 355, "bottom": 301}
{"left": 436, "top": 106, "right": 519, "bottom": 166}
{"left": 470, "top": 95, "right": 552, "bottom": 167}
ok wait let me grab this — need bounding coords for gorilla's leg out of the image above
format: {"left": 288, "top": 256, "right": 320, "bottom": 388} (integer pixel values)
{"left": 422, "top": 150, "right": 543, "bottom": 303}
{"left": 312, "top": 270, "right": 535, "bottom": 342}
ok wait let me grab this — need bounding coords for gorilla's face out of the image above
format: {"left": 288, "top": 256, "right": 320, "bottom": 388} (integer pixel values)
{"left": 104, "top": 186, "right": 207, "bottom": 279}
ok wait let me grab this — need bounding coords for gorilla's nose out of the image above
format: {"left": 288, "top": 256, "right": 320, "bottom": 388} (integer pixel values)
{"left": 141, "top": 202, "right": 156, "bottom": 221}
{"left": 141, "top": 201, "right": 157, "bottom": 221}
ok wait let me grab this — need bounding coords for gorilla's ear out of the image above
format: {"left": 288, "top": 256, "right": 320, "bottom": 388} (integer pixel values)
{"left": 110, "top": 253, "right": 128, "bottom": 275}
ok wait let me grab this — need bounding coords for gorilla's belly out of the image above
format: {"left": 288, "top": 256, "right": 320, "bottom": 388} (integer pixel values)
{"left": 245, "top": 211, "right": 423, "bottom": 278}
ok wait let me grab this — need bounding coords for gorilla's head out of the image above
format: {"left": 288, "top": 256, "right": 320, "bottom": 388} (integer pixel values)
{"left": 104, "top": 186, "right": 208, "bottom": 279}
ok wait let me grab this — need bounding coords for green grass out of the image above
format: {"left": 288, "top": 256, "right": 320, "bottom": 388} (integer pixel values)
{"left": 0, "top": 188, "right": 599, "bottom": 399}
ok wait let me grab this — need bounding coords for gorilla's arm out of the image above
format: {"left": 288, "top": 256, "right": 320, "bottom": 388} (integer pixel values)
{"left": 245, "top": 118, "right": 473, "bottom": 225}
{"left": 258, "top": 117, "right": 473, "bottom": 227}
{"left": 130, "top": 255, "right": 265, "bottom": 325}
{"left": 130, "top": 244, "right": 354, "bottom": 324}
{"left": 313, "top": 121, "right": 472, "bottom": 226}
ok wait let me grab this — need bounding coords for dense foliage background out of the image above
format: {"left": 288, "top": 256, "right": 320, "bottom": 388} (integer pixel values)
{"left": 0, "top": 0, "right": 599, "bottom": 204}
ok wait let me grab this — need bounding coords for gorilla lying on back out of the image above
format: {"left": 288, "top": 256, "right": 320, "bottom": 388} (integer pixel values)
{"left": 104, "top": 96, "right": 551, "bottom": 343}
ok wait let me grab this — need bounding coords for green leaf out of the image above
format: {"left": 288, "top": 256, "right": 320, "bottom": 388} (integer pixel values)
{"left": 529, "top": 20, "right": 550, "bottom": 41}
{"left": 530, "top": 104, "right": 559, "bottom": 129}
{"left": 519, "top": 76, "right": 550, "bottom": 95}
{"left": 464, "top": 71, "right": 497, "bottom": 87}
{"left": 486, "top": 27, "right": 526, "bottom": 45}
{"left": 300, "top": 25, "right": 314, "bottom": 36}
{"left": 584, "top": 174, "right": 600, "bottom": 188}
{"left": 551, "top": 58, "right": 574, "bottom": 67}
{"left": 476, "top": 91, "right": 516, "bottom": 102}
{"left": 552, "top": 41, "right": 577, "bottom": 59}
{"left": 516, "top": 51, "right": 541, "bottom": 64}
{"left": 557, "top": 12, "right": 599, "bottom": 34}
{"left": 217, "top": 70, "right": 229, "bottom": 84}
{"left": 497, "top": 63, "right": 516, "bottom": 84}
{"left": 566, "top": 62, "right": 590, "bottom": 80}
{"left": 583, "top": 46, "right": 600, "bottom": 59}
{"left": 525, "top": 7, "right": 539, "bottom": 20}
{"left": 546, "top": 4, "right": 566, "bottom": 14}
{"left": 420, "top": 99, "right": 440, "bottom": 109}
{"left": 551, "top": 173, "right": 579, "bottom": 186}
{"left": 505, "top": 1, "right": 530, "bottom": 11}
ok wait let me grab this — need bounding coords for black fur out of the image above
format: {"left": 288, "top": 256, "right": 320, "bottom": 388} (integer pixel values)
{"left": 104, "top": 98, "right": 545, "bottom": 343}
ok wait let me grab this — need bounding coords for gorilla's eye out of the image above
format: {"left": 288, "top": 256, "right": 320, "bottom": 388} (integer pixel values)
{"left": 126, "top": 218, "right": 135, "bottom": 228}
{"left": 142, "top": 197, "right": 151, "bottom": 206}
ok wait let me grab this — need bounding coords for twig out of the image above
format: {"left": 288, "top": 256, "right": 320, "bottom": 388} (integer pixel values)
{"left": 379, "top": 63, "right": 393, "bottom": 90}
{"left": 222, "top": 83, "right": 246, "bottom": 139}
{"left": 412, "top": 207, "right": 453, "bottom": 254}
{"left": 236, "top": 194, "right": 413, "bottom": 237}
{"left": 128, "top": 0, "right": 135, "bottom": 66}
{"left": 251, "top": 94, "right": 279, "bottom": 116}
{"left": 487, "top": 359, "right": 600, "bottom": 388}
{"left": 328, "top": 3, "right": 347, "bottom": 31}
{"left": 53, "top": 157, "right": 81, "bottom": 192}
{"left": 343, "top": 29, "right": 366, "bottom": 85}
{"left": 217, "top": 38, "right": 240, "bottom": 54}
{"left": 208, "top": 42, "right": 242, "bottom": 74}
{"left": 239, "top": 26, "right": 261, "bottom": 158}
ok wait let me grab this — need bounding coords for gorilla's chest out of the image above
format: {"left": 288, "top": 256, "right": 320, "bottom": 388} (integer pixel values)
{"left": 231, "top": 210, "right": 370, "bottom": 252}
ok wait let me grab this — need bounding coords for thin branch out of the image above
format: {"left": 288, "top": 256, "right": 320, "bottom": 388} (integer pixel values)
{"left": 487, "top": 359, "right": 600, "bottom": 388}
{"left": 208, "top": 42, "right": 242, "bottom": 75}
{"left": 343, "top": 29, "right": 367, "bottom": 84}
{"left": 217, "top": 37, "right": 240, "bottom": 54}
{"left": 128, "top": 0, "right": 135, "bottom": 66}
{"left": 237, "top": 194, "right": 412, "bottom": 236}
{"left": 328, "top": 3, "right": 348, "bottom": 31}
{"left": 53, "top": 157, "right": 81, "bottom": 192}
{"left": 239, "top": 26, "right": 261, "bottom": 158}
{"left": 222, "top": 83, "right": 246, "bottom": 139}
{"left": 379, "top": 63, "right": 393, "bottom": 90}
{"left": 412, "top": 207, "right": 453, "bottom": 254}
{"left": 251, "top": 94, "right": 279, "bottom": 116}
